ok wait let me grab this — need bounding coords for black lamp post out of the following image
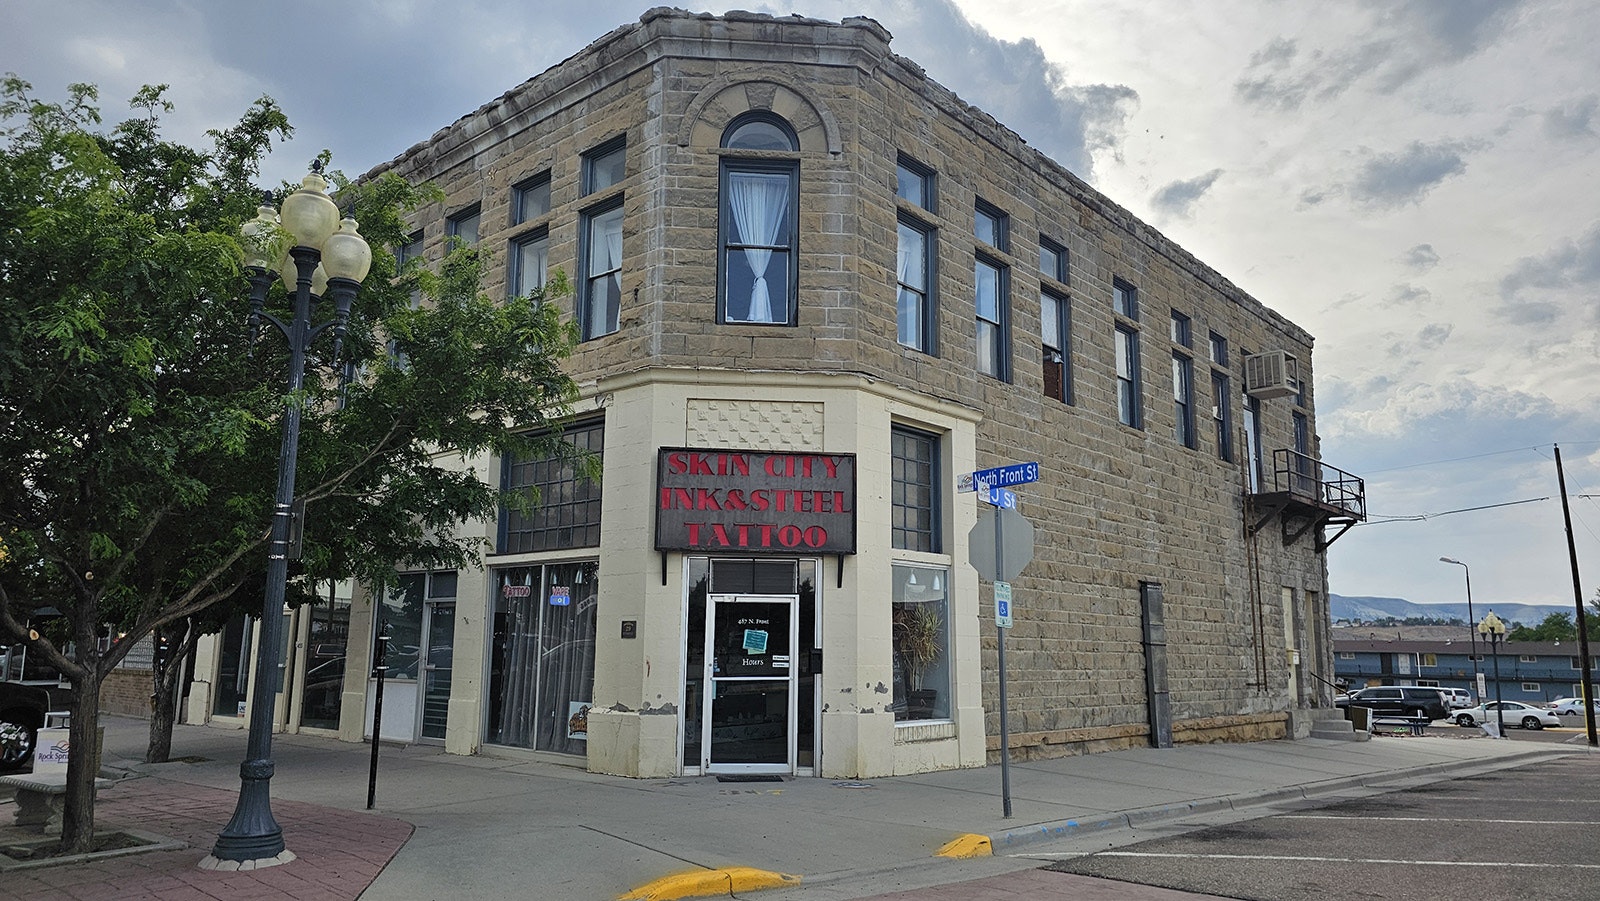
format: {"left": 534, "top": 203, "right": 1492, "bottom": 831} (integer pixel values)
{"left": 208, "top": 166, "right": 371, "bottom": 866}
{"left": 1439, "top": 557, "right": 1480, "bottom": 694}
{"left": 1478, "top": 611, "right": 1507, "bottom": 739}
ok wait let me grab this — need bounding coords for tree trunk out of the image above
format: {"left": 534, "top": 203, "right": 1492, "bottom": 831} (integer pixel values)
{"left": 146, "top": 670, "right": 175, "bottom": 764}
{"left": 59, "top": 673, "right": 103, "bottom": 853}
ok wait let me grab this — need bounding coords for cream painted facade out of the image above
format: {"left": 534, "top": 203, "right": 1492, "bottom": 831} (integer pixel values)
{"left": 185, "top": 10, "right": 1363, "bottom": 779}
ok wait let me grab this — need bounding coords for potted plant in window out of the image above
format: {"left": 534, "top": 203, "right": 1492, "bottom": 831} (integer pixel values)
{"left": 893, "top": 603, "right": 944, "bottom": 719}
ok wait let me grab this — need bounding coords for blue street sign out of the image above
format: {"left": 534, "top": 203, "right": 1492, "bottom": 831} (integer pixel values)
{"left": 966, "top": 461, "right": 1040, "bottom": 493}
{"left": 986, "top": 486, "right": 1017, "bottom": 509}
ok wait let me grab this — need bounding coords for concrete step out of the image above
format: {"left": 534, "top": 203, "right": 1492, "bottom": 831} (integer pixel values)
{"left": 1309, "top": 716, "right": 1370, "bottom": 742}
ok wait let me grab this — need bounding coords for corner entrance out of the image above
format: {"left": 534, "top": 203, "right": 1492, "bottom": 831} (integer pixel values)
{"left": 704, "top": 595, "right": 796, "bottom": 773}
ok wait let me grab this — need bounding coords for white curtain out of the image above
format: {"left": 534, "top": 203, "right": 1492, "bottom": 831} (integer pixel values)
{"left": 588, "top": 207, "right": 623, "bottom": 335}
{"left": 896, "top": 223, "right": 923, "bottom": 347}
{"left": 728, "top": 172, "right": 789, "bottom": 322}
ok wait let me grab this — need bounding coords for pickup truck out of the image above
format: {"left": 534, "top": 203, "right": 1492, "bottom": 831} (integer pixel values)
{"left": 0, "top": 680, "right": 50, "bottom": 773}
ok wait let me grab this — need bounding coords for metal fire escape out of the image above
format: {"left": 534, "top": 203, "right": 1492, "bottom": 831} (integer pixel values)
{"left": 1247, "top": 449, "right": 1366, "bottom": 552}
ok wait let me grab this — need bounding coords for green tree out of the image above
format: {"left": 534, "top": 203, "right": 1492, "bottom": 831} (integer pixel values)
{"left": 1507, "top": 612, "right": 1578, "bottom": 643}
{"left": 0, "top": 78, "right": 582, "bottom": 853}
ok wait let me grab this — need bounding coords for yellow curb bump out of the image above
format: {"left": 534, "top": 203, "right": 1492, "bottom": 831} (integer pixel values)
{"left": 935, "top": 834, "right": 993, "bottom": 858}
{"left": 619, "top": 866, "right": 801, "bottom": 900}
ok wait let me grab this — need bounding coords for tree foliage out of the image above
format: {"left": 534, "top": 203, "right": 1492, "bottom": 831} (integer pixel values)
{"left": 0, "top": 77, "right": 582, "bottom": 851}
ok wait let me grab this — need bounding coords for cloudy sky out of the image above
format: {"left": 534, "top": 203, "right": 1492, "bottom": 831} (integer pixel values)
{"left": 8, "top": 1, "right": 1598, "bottom": 614}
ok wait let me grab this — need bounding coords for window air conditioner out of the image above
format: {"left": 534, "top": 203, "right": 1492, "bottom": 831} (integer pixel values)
{"left": 1245, "top": 350, "right": 1299, "bottom": 399}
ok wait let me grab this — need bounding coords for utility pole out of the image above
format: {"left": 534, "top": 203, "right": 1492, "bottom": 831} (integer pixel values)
{"left": 1553, "top": 445, "right": 1597, "bottom": 747}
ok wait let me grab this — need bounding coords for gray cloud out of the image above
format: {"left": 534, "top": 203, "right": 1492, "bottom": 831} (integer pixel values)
{"left": 1415, "top": 322, "right": 1452, "bottom": 349}
{"left": 1349, "top": 140, "right": 1470, "bottom": 208}
{"left": 870, "top": 0, "right": 1137, "bottom": 178}
{"left": 1236, "top": 0, "right": 1527, "bottom": 109}
{"left": 1543, "top": 95, "right": 1599, "bottom": 140}
{"left": 1403, "top": 244, "right": 1441, "bottom": 270}
{"left": 1497, "top": 221, "right": 1600, "bottom": 323}
{"left": 1150, "top": 168, "right": 1224, "bottom": 218}
{"left": 1383, "top": 283, "right": 1432, "bottom": 308}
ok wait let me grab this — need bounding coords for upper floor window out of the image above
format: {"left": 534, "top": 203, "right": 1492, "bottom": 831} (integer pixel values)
{"left": 974, "top": 200, "right": 1008, "bottom": 253}
{"left": 583, "top": 137, "right": 626, "bottom": 196}
{"left": 501, "top": 420, "right": 604, "bottom": 553}
{"left": 891, "top": 426, "right": 940, "bottom": 553}
{"left": 1116, "top": 324, "right": 1142, "bottom": 428}
{"left": 579, "top": 201, "right": 623, "bottom": 340}
{"left": 1170, "top": 311, "right": 1191, "bottom": 347}
{"left": 513, "top": 171, "right": 552, "bottom": 224}
{"left": 447, "top": 205, "right": 480, "bottom": 246}
{"left": 896, "top": 155, "right": 935, "bottom": 211}
{"left": 1040, "top": 238, "right": 1068, "bottom": 284}
{"left": 975, "top": 255, "right": 1010, "bottom": 381}
{"left": 396, "top": 229, "right": 424, "bottom": 309}
{"left": 1173, "top": 353, "right": 1195, "bottom": 448}
{"left": 1209, "top": 332, "right": 1229, "bottom": 367}
{"left": 1113, "top": 278, "right": 1138, "bottom": 320}
{"left": 719, "top": 114, "right": 799, "bottom": 326}
{"left": 897, "top": 216, "right": 936, "bottom": 352}
{"left": 511, "top": 228, "right": 548, "bottom": 300}
{"left": 1212, "top": 370, "right": 1233, "bottom": 462}
{"left": 1042, "top": 289, "right": 1071, "bottom": 404}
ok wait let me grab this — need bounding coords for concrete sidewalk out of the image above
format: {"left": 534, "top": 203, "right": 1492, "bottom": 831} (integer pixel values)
{"left": 1, "top": 716, "right": 1583, "bottom": 900}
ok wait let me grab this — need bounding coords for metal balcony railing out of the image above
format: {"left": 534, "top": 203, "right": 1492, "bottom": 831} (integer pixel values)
{"left": 1269, "top": 449, "right": 1366, "bottom": 520}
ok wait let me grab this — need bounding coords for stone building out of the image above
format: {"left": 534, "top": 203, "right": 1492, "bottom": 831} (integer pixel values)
{"left": 184, "top": 9, "right": 1364, "bottom": 779}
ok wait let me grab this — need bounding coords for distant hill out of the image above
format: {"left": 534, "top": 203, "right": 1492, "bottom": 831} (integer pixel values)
{"left": 1330, "top": 594, "right": 1571, "bottom": 628}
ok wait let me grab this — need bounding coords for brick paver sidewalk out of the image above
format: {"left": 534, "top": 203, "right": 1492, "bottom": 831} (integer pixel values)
{"left": 2, "top": 775, "right": 411, "bottom": 901}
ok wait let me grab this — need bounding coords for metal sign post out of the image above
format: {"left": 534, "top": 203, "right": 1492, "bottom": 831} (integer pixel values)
{"left": 993, "top": 488, "right": 1013, "bottom": 818}
{"left": 367, "top": 632, "right": 389, "bottom": 810}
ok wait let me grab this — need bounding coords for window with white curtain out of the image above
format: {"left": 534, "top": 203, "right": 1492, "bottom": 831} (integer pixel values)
{"left": 897, "top": 216, "right": 935, "bottom": 351}
{"left": 579, "top": 201, "right": 622, "bottom": 340}
{"left": 718, "top": 113, "right": 799, "bottom": 325}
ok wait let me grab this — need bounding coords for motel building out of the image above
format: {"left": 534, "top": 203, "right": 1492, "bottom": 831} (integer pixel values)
{"left": 183, "top": 10, "right": 1366, "bottom": 780}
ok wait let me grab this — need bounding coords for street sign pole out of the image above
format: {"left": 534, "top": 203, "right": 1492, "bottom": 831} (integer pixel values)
{"left": 994, "top": 492, "right": 1013, "bottom": 818}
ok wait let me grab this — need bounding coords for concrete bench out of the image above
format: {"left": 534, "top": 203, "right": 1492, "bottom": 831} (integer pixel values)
{"left": 1370, "top": 716, "right": 1430, "bottom": 736}
{"left": 0, "top": 773, "right": 115, "bottom": 836}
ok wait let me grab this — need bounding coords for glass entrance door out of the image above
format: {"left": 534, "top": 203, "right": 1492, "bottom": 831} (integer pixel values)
{"left": 704, "top": 595, "right": 796, "bottom": 773}
{"left": 420, "top": 601, "right": 456, "bottom": 741}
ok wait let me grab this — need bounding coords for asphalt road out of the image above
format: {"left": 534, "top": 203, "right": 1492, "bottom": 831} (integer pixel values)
{"left": 1044, "top": 753, "right": 1600, "bottom": 900}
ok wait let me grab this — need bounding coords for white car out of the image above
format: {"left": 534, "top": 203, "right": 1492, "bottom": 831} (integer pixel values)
{"left": 1453, "top": 701, "right": 1560, "bottom": 730}
{"left": 1443, "top": 688, "right": 1474, "bottom": 709}
{"left": 1549, "top": 697, "right": 1599, "bottom": 718}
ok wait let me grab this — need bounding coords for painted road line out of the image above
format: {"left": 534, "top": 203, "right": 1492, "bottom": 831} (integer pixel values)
{"left": 1279, "top": 814, "right": 1600, "bottom": 825}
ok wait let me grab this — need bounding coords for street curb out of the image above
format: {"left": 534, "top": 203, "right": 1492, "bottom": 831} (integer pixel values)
{"left": 988, "top": 746, "right": 1572, "bottom": 851}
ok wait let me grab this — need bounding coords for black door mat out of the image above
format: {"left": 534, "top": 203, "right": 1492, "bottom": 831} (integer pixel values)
{"left": 715, "top": 774, "right": 785, "bottom": 783}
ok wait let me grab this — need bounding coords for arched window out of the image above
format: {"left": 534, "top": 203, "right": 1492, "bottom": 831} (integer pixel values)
{"left": 718, "top": 112, "right": 799, "bottom": 325}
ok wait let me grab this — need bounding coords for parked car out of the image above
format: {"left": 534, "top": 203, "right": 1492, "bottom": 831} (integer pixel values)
{"left": 1453, "top": 701, "right": 1560, "bottom": 730}
{"left": 1549, "top": 697, "right": 1599, "bottom": 718}
{"left": 1335, "top": 686, "right": 1449, "bottom": 721}
{"left": 0, "top": 680, "right": 51, "bottom": 773}
{"left": 1443, "top": 688, "right": 1474, "bottom": 709}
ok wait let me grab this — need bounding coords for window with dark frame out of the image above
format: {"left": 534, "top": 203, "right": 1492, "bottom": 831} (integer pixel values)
{"left": 897, "top": 215, "right": 935, "bottom": 352}
{"left": 511, "top": 228, "right": 548, "bottom": 300}
{"left": 501, "top": 421, "right": 604, "bottom": 553}
{"left": 583, "top": 138, "right": 626, "bottom": 196}
{"left": 1212, "top": 370, "right": 1233, "bottom": 461}
{"left": 1040, "top": 237, "right": 1068, "bottom": 284}
{"left": 1170, "top": 311, "right": 1191, "bottom": 347}
{"left": 975, "top": 255, "right": 1009, "bottom": 381}
{"left": 891, "top": 426, "right": 940, "bottom": 553}
{"left": 974, "top": 199, "right": 1008, "bottom": 252}
{"left": 718, "top": 113, "right": 799, "bottom": 326}
{"left": 447, "top": 205, "right": 480, "bottom": 245}
{"left": 1173, "top": 352, "right": 1195, "bottom": 448}
{"left": 1209, "top": 331, "right": 1229, "bottom": 367}
{"left": 896, "top": 155, "right": 934, "bottom": 211}
{"left": 1042, "top": 288, "right": 1071, "bottom": 404}
{"left": 1113, "top": 278, "right": 1138, "bottom": 320}
{"left": 1116, "top": 324, "right": 1142, "bottom": 428}
{"left": 513, "top": 171, "right": 552, "bottom": 224}
{"left": 579, "top": 200, "right": 623, "bottom": 340}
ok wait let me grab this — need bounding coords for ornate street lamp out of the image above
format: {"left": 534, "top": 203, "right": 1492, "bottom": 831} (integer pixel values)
{"left": 1478, "top": 611, "right": 1507, "bottom": 739}
{"left": 1439, "top": 557, "right": 1480, "bottom": 693}
{"left": 207, "top": 164, "right": 371, "bottom": 867}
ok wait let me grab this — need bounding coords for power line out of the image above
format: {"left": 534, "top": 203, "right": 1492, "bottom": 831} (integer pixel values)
{"left": 1360, "top": 496, "right": 1550, "bottom": 525}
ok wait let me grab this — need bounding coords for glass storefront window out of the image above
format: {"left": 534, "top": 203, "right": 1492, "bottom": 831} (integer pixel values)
{"left": 380, "top": 574, "right": 426, "bottom": 681}
{"left": 891, "top": 563, "right": 951, "bottom": 721}
{"left": 487, "top": 561, "right": 598, "bottom": 755}
{"left": 299, "top": 583, "right": 352, "bottom": 730}
{"left": 212, "top": 613, "right": 253, "bottom": 717}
